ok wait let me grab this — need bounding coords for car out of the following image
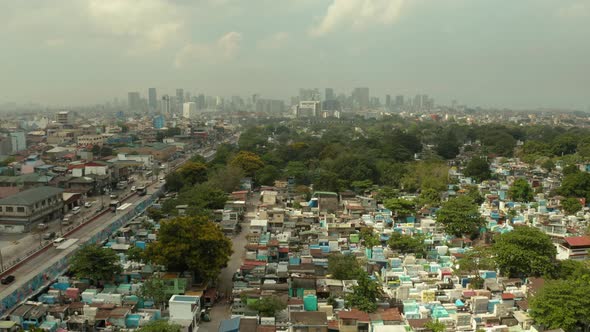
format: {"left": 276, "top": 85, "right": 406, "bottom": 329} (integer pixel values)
{"left": 131, "top": 186, "right": 136, "bottom": 191}
{"left": 84, "top": 201, "right": 93, "bottom": 208}
{"left": 43, "top": 232, "right": 56, "bottom": 240}
{"left": 1, "top": 275, "right": 15, "bottom": 285}
{"left": 37, "top": 223, "right": 48, "bottom": 230}
{"left": 72, "top": 206, "right": 81, "bottom": 214}
{"left": 110, "top": 193, "right": 118, "bottom": 199}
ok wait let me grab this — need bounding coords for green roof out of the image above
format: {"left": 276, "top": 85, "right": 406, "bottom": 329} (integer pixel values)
{"left": 313, "top": 191, "right": 338, "bottom": 197}
{"left": 0, "top": 186, "right": 64, "bottom": 206}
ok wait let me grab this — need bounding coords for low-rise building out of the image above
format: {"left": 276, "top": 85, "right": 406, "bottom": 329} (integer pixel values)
{"left": 0, "top": 186, "right": 64, "bottom": 233}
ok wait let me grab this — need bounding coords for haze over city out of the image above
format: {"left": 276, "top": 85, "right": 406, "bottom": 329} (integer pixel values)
{"left": 2, "top": 0, "right": 590, "bottom": 110}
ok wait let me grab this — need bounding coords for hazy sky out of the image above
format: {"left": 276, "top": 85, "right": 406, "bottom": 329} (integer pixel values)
{"left": 1, "top": 0, "right": 589, "bottom": 109}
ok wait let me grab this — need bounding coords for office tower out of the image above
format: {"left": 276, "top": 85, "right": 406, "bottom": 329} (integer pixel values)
{"left": 256, "top": 99, "right": 285, "bottom": 114}
{"left": 385, "top": 95, "right": 391, "bottom": 108}
{"left": 395, "top": 95, "right": 404, "bottom": 107}
{"left": 185, "top": 92, "right": 191, "bottom": 103}
{"left": 413, "top": 95, "right": 422, "bottom": 110}
{"left": 325, "top": 88, "right": 335, "bottom": 101}
{"left": 421, "top": 95, "right": 429, "bottom": 110}
{"left": 148, "top": 88, "right": 157, "bottom": 111}
{"left": 299, "top": 88, "right": 320, "bottom": 101}
{"left": 322, "top": 100, "right": 340, "bottom": 111}
{"left": 56, "top": 111, "right": 72, "bottom": 125}
{"left": 153, "top": 115, "right": 165, "bottom": 129}
{"left": 182, "top": 102, "right": 197, "bottom": 119}
{"left": 176, "top": 89, "right": 184, "bottom": 104}
{"left": 352, "top": 87, "right": 370, "bottom": 109}
{"left": 296, "top": 101, "right": 321, "bottom": 118}
{"left": 162, "top": 95, "right": 171, "bottom": 115}
{"left": 9, "top": 131, "right": 26, "bottom": 153}
{"left": 128, "top": 92, "right": 141, "bottom": 111}
{"left": 216, "top": 96, "right": 224, "bottom": 108}
{"left": 197, "top": 94, "right": 206, "bottom": 110}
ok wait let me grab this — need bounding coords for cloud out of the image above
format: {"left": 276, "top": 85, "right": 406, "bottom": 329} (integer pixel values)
{"left": 86, "top": 0, "right": 183, "bottom": 52}
{"left": 310, "top": 0, "right": 406, "bottom": 37}
{"left": 175, "top": 32, "right": 243, "bottom": 67}
{"left": 257, "top": 32, "right": 289, "bottom": 49}
{"left": 558, "top": 1, "right": 590, "bottom": 18}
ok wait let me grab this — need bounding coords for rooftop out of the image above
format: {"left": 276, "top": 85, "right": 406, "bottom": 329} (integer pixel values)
{"left": 0, "top": 186, "right": 63, "bottom": 206}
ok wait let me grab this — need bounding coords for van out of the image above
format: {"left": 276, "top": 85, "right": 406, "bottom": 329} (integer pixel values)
{"left": 53, "top": 237, "right": 66, "bottom": 247}
{"left": 37, "top": 223, "right": 48, "bottom": 230}
{"left": 43, "top": 232, "right": 56, "bottom": 240}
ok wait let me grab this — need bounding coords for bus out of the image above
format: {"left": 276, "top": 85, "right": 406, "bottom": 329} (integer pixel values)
{"left": 109, "top": 200, "right": 120, "bottom": 212}
{"left": 136, "top": 185, "right": 147, "bottom": 196}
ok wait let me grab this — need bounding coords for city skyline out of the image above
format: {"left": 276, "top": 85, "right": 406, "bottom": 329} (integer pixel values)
{"left": 1, "top": 0, "right": 589, "bottom": 110}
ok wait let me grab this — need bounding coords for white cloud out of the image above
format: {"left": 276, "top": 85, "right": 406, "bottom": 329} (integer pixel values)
{"left": 175, "top": 32, "right": 243, "bottom": 67}
{"left": 558, "top": 1, "right": 590, "bottom": 18}
{"left": 257, "top": 32, "right": 289, "bottom": 49}
{"left": 310, "top": 0, "right": 406, "bottom": 37}
{"left": 86, "top": 0, "right": 183, "bottom": 52}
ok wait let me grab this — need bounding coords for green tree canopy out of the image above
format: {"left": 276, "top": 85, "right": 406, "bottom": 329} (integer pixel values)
{"left": 559, "top": 171, "right": 590, "bottom": 201}
{"left": 492, "top": 226, "right": 556, "bottom": 278}
{"left": 70, "top": 245, "right": 122, "bottom": 285}
{"left": 140, "top": 277, "right": 168, "bottom": 309}
{"left": 359, "top": 228, "right": 381, "bottom": 248}
{"left": 137, "top": 320, "right": 182, "bottom": 332}
{"left": 561, "top": 197, "right": 582, "bottom": 215}
{"left": 145, "top": 216, "right": 233, "bottom": 282}
{"left": 177, "top": 161, "right": 208, "bottom": 186}
{"left": 345, "top": 273, "right": 383, "bottom": 313}
{"left": 248, "top": 296, "right": 287, "bottom": 317}
{"left": 425, "top": 320, "right": 447, "bottom": 332}
{"left": 454, "top": 246, "right": 496, "bottom": 289}
{"left": 436, "top": 195, "right": 485, "bottom": 238}
{"left": 384, "top": 198, "right": 415, "bottom": 219}
{"left": 256, "top": 165, "right": 281, "bottom": 186}
{"left": 327, "top": 253, "right": 363, "bottom": 280}
{"left": 530, "top": 278, "right": 590, "bottom": 332}
{"left": 230, "top": 151, "right": 264, "bottom": 177}
{"left": 387, "top": 233, "right": 426, "bottom": 257}
{"left": 508, "top": 178, "right": 534, "bottom": 202}
{"left": 463, "top": 157, "right": 491, "bottom": 182}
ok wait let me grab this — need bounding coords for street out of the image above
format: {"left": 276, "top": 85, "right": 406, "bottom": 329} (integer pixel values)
{"left": 197, "top": 193, "right": 258, "bottom": 331}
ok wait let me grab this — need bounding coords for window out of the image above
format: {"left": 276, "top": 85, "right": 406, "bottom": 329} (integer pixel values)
{"left": 16, "top": 207, "right": 25, "bottom": 213}
{"left": 6, "top": 207, "right": 13, "bottom": 212}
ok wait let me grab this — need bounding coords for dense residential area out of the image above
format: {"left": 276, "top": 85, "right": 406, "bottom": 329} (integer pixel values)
{"left": 1, "top": 106, "right": 590, "bottom": 332}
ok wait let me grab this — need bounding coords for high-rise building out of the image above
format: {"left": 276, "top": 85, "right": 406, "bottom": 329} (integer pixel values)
{"left": 395, "top": 95, "right": 404, "bottom": 107}
{"left": 128, "top": 92, "right": 141, "bottom": 111}
{"left": 352, "top": 87, "right": 370, "bottom": 109}
{"left": 56, "top": 111, "right": 72, "bottom": 125}
{"left": 153, "top": 115, "right": 165, "bottom": 130}
{"left": 176, "top": 89, "right": 184, "bottom": 104}
{"left": 9, "top": 131, "right": 26, "bottom": 153}
{"left": 296, "top": 101, "right": 321, "bottom": 118}
{"left": 148, "top": 88, "right": 158, "bottom": 111}
{"left": 182, "top": 102, "right": 197, "bottom": 119}
{"left": 197, "top": 94, "right": 206, "bottom": 110}
{"left": 256, "top": 99, "right": 285, "bottom": 114}
{"left": 325, "top": 88, "right": 334, "bottom": 101}
{"left": 385, "top": 95, "right": 391, "bottom": 108}
{"left": 413, "top": 95, "right": 422, "bottom": 110}
{"left": 299, "top": 88, "right": 320, "bottom": 101}
{"left": 162, "top": 95, "right": 171, "bottom": 115}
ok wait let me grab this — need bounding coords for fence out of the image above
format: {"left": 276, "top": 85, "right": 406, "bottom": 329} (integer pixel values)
{"left": 0, "top": 187, "right": 163, "bottom": 317}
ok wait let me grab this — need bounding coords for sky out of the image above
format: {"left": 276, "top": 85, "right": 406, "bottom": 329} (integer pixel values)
{"left": 1, "top": 0, "right": 589, "bottom": 109}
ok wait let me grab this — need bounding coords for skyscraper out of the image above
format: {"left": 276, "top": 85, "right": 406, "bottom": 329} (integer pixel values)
{"left": 395, "top": 95, "right": 404, "bottom": 107}
{"left": 352, "top": 87, "right": 370, "bottom": 109}
{"left": 176, "top": 89, "right": 184, "bottom": 104}
{"left": 325, "top": 88, "right": 334, "bottom": 101}
{"left": 162, "top": 95, "right": 170, "bottom": 115}
{"left": 385, "top": 94, "right": 391, "bottom": 108}
{"left": 183, "top": 102, "right": 197, "bottom": 119}
{"left": 128, "top": 92, "right": 141, "bottom": 111}
{"left": 148, "top": 88, "right": 157, "bottom": 111}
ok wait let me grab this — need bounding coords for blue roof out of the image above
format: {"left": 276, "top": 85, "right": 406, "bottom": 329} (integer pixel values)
{"left": 219, "top": 317, "right": 240, "bottom": 332}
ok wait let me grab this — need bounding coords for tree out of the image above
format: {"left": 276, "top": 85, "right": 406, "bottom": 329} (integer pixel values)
{"left": 436, "top": 195, "right": 485, "bottom": 238}
{"left": 465, "top": 186, "right": 484, "bottom": 205}
{"left": 140, "top": 277, "right": 168, "bottom": 309}
{"left": 384, "top": 198, "right": 415, "bottom": 219}
{"left": 126, "top": 246, "right": 145, "bottom": 263}
{"left": 561, "top": 197, "right": 582, "bottom": 215}
{"left": 145, "top": 216, "right": 233, "bottom": 282}
{"left": 256, "top": 165, "right": 281, "bottom": 186}
{"left": 435, "top": 131, "right": 461, "bottom": 160}
{"left": 492, "top": 226, "right": 556, "bottom": 278}
{"left": 454, "top": 246, "right": 496, "bottom": 289}
{"left": 530, "top": 278, "right": 590, "bottom": 332}
{"left": 562, "top": 164, "right": 580, "bottom": 176}
{"left": 248, "top": 296, "right": 287, "bottom": 317}
{"left": 387, "top": 233, "right": 426, "bottom": 256}
{"left": 137, "top": 320, "right": 181, "bottom": 332}
{"left": 508, "top": 178, "right": 534, "bottom": 202}
{"left": 559, "top": 171, "right": 590, "bottom": 201}
{"left": 345, "top": 273, "right": 383, "bottom": 313}
{"left": 178, "top": 161, "right": 208, "bottom": 186}
{"left": 70, "top": 245, "right": 122, "bottom": 285}
{"left": 463, "top": 157, "right": 491, "bottom": 182}
{"left": 541, "top": 159, "right": 555, "bottom": 172}
{"left": 327, "top": 253, "right": 362, "bottom": 280}
{"left": 359, "top": 228, "right": 381, "bottom": 248}
{"left": 206, "top": 165, "right": 245, "bottom": 193}
{"left": 425, "top": 320, "right": 447, "bottom": 332}
{"left": 230, "top": 151, "right": 264, "bottom": 177}
{"left": 418, "top": 188, "right": 440, "bottom": 207}
{"left": 164, "top": 172, "right": 184, "bottom": 192}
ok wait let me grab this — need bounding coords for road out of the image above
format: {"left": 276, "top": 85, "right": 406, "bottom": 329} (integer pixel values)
{"left": 198, "top": 193, "right": 257, "bottom": 332}
{"left": 0, "top": 180, "right": 162, "bottom": 299}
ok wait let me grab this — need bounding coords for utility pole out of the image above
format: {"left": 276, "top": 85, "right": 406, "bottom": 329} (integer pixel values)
{"left": 0, "top": 248, "right": 4, "bottom": 272}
